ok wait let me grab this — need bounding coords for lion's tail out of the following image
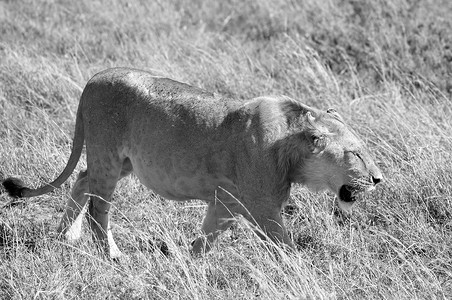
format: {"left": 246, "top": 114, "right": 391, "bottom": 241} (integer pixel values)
{"left": 2, "top": 101, "right": 84, "bottom": 199}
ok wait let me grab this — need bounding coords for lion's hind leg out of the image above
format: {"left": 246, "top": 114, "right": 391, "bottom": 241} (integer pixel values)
{"left": 57, "top": 170, "right": 89, "bottom": 241}
{"left": 84, "top": 158, "right": 129, "bottom": 259}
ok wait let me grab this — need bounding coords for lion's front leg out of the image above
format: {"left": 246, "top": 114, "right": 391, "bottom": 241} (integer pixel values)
{"left": 242, "top": 203, "right": 294, "bottom": 250}
{"left": 191, "top": 194, "right": 243, "bottom": 255}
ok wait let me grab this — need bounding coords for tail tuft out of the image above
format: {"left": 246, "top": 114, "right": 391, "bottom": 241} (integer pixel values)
{"left": 2, "top": 177, "right": 29, "bottom": 198}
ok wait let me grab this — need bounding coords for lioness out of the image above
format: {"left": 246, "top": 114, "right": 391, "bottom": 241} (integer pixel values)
{"left": 2, "top": 68, "right": 382, "bottom": 258}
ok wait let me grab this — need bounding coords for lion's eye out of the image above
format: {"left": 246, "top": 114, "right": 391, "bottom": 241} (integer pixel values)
{"left": 354, "top": 152, "right": 366, "bottom": 166}
{"left": 345, "top": 151, "right": 363, "bottom": 162}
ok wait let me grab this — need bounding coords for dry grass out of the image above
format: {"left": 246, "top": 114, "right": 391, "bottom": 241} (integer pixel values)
{"left": 1, "top": 0, "right": 451, "bottom": 299}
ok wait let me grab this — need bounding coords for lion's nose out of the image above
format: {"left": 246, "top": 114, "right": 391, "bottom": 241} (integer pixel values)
{"left": 372, "top": 175, "right": 382, "bottom": 185}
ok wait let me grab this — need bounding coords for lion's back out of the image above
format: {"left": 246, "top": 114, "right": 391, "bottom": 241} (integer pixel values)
{"left": 84, "top": 68, "right": 241, "bottom": 127}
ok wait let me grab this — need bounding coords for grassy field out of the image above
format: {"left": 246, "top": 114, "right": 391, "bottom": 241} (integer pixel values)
{"left": 1, "top": 0, "right": 451, "bottom": 299}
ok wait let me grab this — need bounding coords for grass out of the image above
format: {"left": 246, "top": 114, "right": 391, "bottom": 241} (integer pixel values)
{"left": 0, "top": 0, "right": 451, "bottom": 299}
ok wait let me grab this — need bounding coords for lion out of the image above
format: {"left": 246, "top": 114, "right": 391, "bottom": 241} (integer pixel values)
{"left": 2, "top": 67, "right": 382, "bottom": 258}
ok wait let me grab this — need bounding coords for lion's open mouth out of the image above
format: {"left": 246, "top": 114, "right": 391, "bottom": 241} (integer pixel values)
{"left": 339, "top": 185, "right": 358, "bottom": 203}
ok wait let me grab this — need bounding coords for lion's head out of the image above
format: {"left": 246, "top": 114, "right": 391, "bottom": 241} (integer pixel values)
{"left": 275, "top": 101, "right": 383, "bottom": 211}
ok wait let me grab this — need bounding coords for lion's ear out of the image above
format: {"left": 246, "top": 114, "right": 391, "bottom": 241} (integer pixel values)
{"left": 305, "top": 112, "right": 325, "bottom": 153}
{"left": 327, "top": 108, "right": 344, "bottom": 122}
{"left": 305, "top": 111, "right": 330, "bottom": 153}
{"left": 326, "top": 108, "right": 337, "bottom": 114}
{"left": 309, "top": 134, "right": 327, "bottom": 154}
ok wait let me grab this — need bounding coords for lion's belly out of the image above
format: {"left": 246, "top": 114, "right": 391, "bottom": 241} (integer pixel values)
{"left": 128, "top": 149, "right": 236, "bottom": 202}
